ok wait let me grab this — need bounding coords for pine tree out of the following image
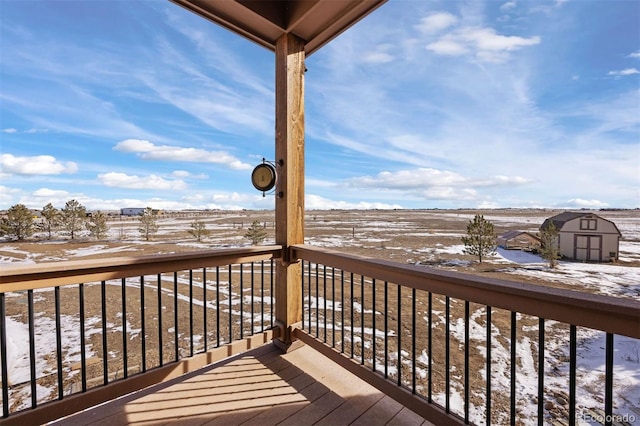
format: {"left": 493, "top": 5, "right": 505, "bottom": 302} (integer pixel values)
{"left": 0, "top": 204, "right": 34, "bottom": 240}
{"left": 539, "top": 221, "right": 560, "bottom": 268}
{"left": 244, "top": 220, "right": 267, "bottom": 245}
{"left": 461, "top": 214, "right": 496, "bottom": 263}
{"left": 41, "top": 202, "right": 60, "bottom": 240}
{"left": 61, "top": 199, "right": 86, "bottom": 240}
{"left": 138, "top": 207, "right": 159, "bottom": 241}
{"left": 86, "top": 211, "right": 109, "bottom": 240}
{"left": 188, "top": 218, "right": 210, "bottom": 242}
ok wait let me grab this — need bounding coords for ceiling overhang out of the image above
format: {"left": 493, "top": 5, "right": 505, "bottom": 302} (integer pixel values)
{"left": 170, "top": 0, "right": 387, "bottom": 56}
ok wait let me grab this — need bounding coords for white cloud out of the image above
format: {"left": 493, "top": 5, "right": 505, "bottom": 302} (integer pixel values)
{"left": 423, "top": 18, "right": 541, "bottom": 63}
{"left": 608, "top": 68, "right": 640, "bottom": 76}
{"left": 347, "top": 168, "right": 532, "bottom": 190}
{"left": 171, "top": 170, "right": 208, "bottom": 179}
{"left": 2, "top": 128, "right": 17, "bottom": 134}
{"left": 361, "top": 44, "right": 394, "bottom": 64}
{"left": 426, "top": 38, "right": 469, "bottom": 56}
{"left": 98, "top": 172, "right": 187, "bottom": 190}
{"left": 562, "top": 198, "right": 609, "bottom": 208}
{"left": 1, "top": 154, "right": 78, "bottom": 175}
{"left": 114, "top": 139, "right": 251, "bottom": 170}
{"left": 32, "top": 188, "right": 70, "bottom": 198}
{"left": 628, "top": 51, "right": 640, "bottom": 59}
{"left": 415, "top": 12, "right": 458, "bottom": 34}
{"left": 306, "top": 194, "right": 402, "bottom": 210}
{"left": 500, "top": 2, "right": 517, "bottom": 11}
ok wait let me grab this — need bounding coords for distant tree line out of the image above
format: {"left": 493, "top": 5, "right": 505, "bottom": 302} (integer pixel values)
{"left": 0, "top": 202, "right": 269, "bottom": 245}
{"left": 0, "top": 201, "right": 162, "bottom": 242}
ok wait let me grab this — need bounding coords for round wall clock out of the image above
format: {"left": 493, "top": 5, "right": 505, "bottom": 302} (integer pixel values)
{"left": 251, "top": 162, "right": 277, "bottom": 192}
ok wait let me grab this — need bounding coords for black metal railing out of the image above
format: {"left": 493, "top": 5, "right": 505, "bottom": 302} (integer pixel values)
{"left": 294, "top": 244, "right": 639, "bottom": 426}
{"left": 0, "top": 246, "right": 280, "bottom": 420}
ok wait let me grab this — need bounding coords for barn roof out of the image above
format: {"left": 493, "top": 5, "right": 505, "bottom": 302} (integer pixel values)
{"left": 170, "top": 0, "right": 387, "bottom": 56}
{"left": 498, "top": 230, "right": 540, "bottom": 241}
{"left": 540, "top": 211, "right": 621, "bottom": 236}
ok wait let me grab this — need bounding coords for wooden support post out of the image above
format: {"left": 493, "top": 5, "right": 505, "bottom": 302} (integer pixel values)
{"left": 274, "top": 33, "right": 305, "bottom": 352}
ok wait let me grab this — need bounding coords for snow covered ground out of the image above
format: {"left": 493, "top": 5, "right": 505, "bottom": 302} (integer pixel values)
{"left": 0, "top": 209, "right": 638, "bottom": 424}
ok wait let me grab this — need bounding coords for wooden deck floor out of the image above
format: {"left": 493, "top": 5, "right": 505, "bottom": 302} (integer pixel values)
{"left": 51, "top": 343, "right": 434, "bottom": 426}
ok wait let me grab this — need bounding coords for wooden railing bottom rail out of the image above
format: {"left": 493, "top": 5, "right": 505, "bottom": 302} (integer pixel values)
{"left": 0, "top": 330, "right": 276, "bottom": 426}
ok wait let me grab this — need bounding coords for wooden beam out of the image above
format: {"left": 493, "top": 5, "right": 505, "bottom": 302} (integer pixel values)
{"left": 274, "top": 33, "right": 305, "bottom": 351}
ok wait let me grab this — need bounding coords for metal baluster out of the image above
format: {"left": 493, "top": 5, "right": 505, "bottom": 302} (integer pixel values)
{"left": 101, "top": 281, "right": 108, "bottom": 385}
{"left": 445, "top": 296, "right": 450, "bottom": 411}
{"left": 398, "top": 284, "right": 402, "bottom": 387}
{"left": 189, "top": 270, "right": 194, "bottom": 356}
{"left": 79, "top": 283, "right": 87, "bottom": 392}
{"left": 372, "top": 278, "right": 376, "bottom": 371}
{"left": 384, "top": 281, "right": 388, "bottom": 378}
{"left": 324, "top": 265, "right": 327, "bottom": 343}
{"left": 332, "top": 267, "right": 336, "bottom": 348}
{"left": 569, "top": 325, "right": 576, "bottom": 426}
{"left": 511, "top": 311, "right": 517, "bottom": 426}
{"left": 341, "top": 270, "right": 345, "bottom": 354}
{"left": 121, "top": 279, "right": 128, "bottom": 377}
{"left": 216, "top": 267, "right": 220, "bottom": 347}
{"left": 351, "top": 272, "right": 354, "bottom": 359}
{"left": 240, "top": 264, "right": 244, "bottom": 339}
{"left": 538, "top": 318, "right": 545, "bottom": 425}
{"left": 486, "top": 306, "right": 492, "bottom": 426}
{"left": 173, "top": 272, "right": 178, "bottom": 361}
{"left": 465, "top": 301, "right": 469, "bottom": 423}
{"left": 412, "top": 288, "right": 416, "bottom": 394}
{"left": 203, "top": 268, "right": 207, "bottom": 350}
{"left": 55, "top": 287, "right": 63, "bottom": 398}
{"left": 141, "top": 277, "right": 146, "bottom": 371}
{"left": 1, "top": 293, "right": 9, "bottom": 417}
{"left": 228, "top": 264, "right": 233, "bottom": 342}
{"left": 428, "top": 292, "right": 433, "bottom": 403}
{"left": 157, "top": 274, "right": 163, "bottom": 366}
{"left": 604, "top": 333, "right": 614, "bottom": 426}
{"left": 28, "top": 290, "right": 36, "bottom": 407}
{"left": 361, "top": 275, "right": 365, "bottom": 365}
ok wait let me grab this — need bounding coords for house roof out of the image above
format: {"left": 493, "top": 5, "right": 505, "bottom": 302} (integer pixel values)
{"left": 498, "top": 230, "right": 540, "bottom": 241}
{"left": 540, "top": 211, "right": 622, "bottom": 236}
{"left": 170, "top": 0, "right": 388, "bottom": 56}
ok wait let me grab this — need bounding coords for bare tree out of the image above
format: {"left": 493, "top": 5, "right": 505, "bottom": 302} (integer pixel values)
{"left": 138, "top": 207, "right": 159, "bottom": 241}
{"left": 188, "top": 218, "right": 210, "bottom": 242}
{"left": 86, "top": 211, "right": 109, "bottom": 240}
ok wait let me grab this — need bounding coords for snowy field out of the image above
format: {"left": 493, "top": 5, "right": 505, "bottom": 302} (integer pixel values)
{"left": 0, "top": 208, "right": 638, "bottom": 424}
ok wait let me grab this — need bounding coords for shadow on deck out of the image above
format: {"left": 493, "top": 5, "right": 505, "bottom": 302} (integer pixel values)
{"left": 51, "top": 342, "right": 432, "bottom": 426}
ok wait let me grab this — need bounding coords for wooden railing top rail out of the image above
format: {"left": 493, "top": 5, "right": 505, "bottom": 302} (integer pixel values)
{"left": 291, "top": 244, "right": 640, "bottom": 339}
{"left": 0, "top": 245, "right": 283, "bottom": 293}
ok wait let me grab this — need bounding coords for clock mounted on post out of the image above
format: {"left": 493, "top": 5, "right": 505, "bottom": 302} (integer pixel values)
{"left": 251, "top": 160, "right": 277, "bottom": 195}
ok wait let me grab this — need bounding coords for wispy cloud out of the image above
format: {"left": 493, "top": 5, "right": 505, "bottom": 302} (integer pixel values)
{"left": 98, "top": 172, "right": 187, "bottom": 190}
{"left": 114, "top": 139, "right": 251, "bottom": 170}
{"left": 1, "top": 154, "right": 78, "bottom": 175}
{"left": 608, "top": 68, "right": 640, "bottom": 76}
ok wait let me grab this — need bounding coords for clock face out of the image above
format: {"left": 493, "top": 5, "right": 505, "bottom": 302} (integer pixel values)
{"left": 251, "top": 163, "right": 276, "bottom": 192}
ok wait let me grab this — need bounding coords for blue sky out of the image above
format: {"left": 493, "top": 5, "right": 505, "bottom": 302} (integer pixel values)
{"left": 1, "top": 0, "right": 638, "bottom": 211}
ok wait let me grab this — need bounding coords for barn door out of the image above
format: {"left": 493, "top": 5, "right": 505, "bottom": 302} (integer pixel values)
{"left": 575, "top": 235, "right": 602, "bottom": 261}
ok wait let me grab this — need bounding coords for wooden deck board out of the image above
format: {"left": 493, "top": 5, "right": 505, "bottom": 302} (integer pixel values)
{"left": 51, "top": 342, "right": 434, "bottom": 426}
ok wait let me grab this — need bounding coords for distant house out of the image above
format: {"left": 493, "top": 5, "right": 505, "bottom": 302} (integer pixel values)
{"left": 540, "top": 212, "right": 621, "bottom": 262}
{"left": 120, "top": 208, "right": 145, "bottom": 216}
{"left": 497, "top": 230, "right": 541, "bottom": 251}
